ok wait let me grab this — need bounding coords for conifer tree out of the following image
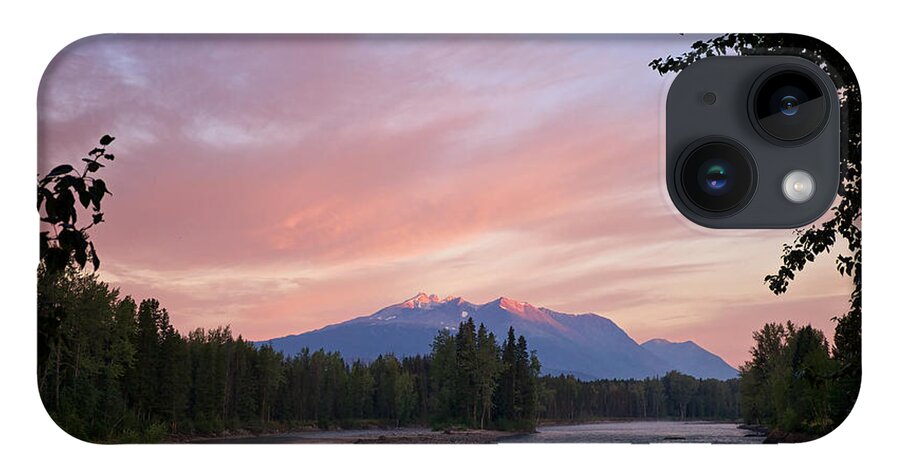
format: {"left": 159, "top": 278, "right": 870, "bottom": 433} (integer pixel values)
{"left": 430, "top": 329, "right": 458, "bottom": 424}
{"left": 475, "top": 323, "right": 500, "bottom": 428}
{"left": 455, "top": 318, "right": 478, "bottom": 424}
{"left": 496, "top": 327, "right": 518, "bottom": 424}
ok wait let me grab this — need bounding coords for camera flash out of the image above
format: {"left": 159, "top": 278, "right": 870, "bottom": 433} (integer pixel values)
{"left": 782, "top": 170, "right": 816, "bottom": 203}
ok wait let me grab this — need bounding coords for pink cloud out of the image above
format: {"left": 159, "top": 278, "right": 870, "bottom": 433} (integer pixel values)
{"left": 39, "top": 35, "right": 854, "bottom": 364}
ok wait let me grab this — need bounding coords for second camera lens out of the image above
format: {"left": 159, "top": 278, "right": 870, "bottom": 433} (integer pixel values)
{"left": 677, "top": 140, "right": 756, "bottom": 216}
{"left": 752, "top": 68, "right": 829, "bottom": 143}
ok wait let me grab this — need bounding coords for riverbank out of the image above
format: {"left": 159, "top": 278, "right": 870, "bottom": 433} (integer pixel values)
{"left": 171, "top": 420, "right": 400, "bottom": 443}
{"left": 736, "top": 424, "right": 820, "bottom": 443}
{"left": 355, "top": 429, "right": 521, "bottom": 444}
{"left": 505, "top": 420, "right": 761, "bottom": 444}
{"left": 187, "top": 421, "right": 760, "bottom": 444}
{"left": 188, "top": 426, "right": 525, "bottom": 444}
{"left": 537, "top": 417, "right": 742, "bottom": 426}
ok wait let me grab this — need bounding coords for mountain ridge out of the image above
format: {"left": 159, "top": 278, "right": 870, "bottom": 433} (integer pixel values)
{"left": 640, "top": 338, "right": 739, "bottom": 380}
{"left": 259, "top": 293, "right": 738, "bottom": 380}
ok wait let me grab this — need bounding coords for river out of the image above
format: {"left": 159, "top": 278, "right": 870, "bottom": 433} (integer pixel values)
{"left": 505, "top": 421, "right": 764, "bottom": 444}
{"left": 196, "top": 421, "right": 764, "bottom": 444}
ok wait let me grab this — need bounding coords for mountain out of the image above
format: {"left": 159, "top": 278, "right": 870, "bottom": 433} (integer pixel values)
{"left": 641, "top": 338, "right": 739, "bottom": 380}
{"left": 260, "top": 293, "right": 738, "bottom": 380}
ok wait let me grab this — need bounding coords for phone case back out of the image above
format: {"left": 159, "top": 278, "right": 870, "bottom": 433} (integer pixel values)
{"left": 36, "top": 34, "right": 860, "bottom": 444}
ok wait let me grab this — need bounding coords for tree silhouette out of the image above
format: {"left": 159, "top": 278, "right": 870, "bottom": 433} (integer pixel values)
{"left": 651, "top": 34, "right": 861, "bottom": 428}
{"left": 38, "top": 135, "right": 117, "bottom": 383}
{"left": 38, "top": 134, "right": 116, "bottom": 274}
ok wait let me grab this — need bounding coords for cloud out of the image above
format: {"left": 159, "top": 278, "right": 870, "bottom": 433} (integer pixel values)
{"left": 40, "top": 35, "right": 853, "bottom": 358}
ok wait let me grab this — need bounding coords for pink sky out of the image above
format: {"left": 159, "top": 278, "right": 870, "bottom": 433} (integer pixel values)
{"left": 38, "top": 35, "right": 853, "bottom": 367}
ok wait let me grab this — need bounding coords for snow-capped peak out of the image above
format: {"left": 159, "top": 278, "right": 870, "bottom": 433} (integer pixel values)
{"left": 401, "top": 292, "right": 452, "bottom": 308}
{"left": 498, "top": 296, "right": 531, "bottom": 314}
{"left": 491, "top": 296, "right": 565, "bottom": 328}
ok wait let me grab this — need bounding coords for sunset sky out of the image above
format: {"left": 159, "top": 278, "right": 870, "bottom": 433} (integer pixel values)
{"left": 37, "top": 35, "right": 852, "bottom": 367}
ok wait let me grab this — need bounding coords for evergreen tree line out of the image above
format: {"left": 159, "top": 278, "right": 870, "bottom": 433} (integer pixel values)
{"left": 538, "top": 372, "right": 740, "bottom": 422}
{"left": 739, "top": 321, "right": 852, "bottom": 436}
{"left": 39, "top": 268, "right": 745, "bottom": 443}
{"left": 37, "top": 270, "right": 544, "bottom": 441}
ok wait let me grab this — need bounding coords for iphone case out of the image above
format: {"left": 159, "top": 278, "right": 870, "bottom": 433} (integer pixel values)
{"left": 36, "top": 34, "right": 860, "bottom": 444}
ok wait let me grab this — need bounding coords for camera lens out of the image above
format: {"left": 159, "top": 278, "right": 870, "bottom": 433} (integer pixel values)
{"left": 699, "top": 159, "right": 731, "bottom": 195}
{"left": 677, "top": 140, "right": 756, "bottom": 215}
{"left": 780, "top": 95, "right": 799, "bottom": 116}
{"left": 752, "top": 68, "right": 828, "bottom": 142}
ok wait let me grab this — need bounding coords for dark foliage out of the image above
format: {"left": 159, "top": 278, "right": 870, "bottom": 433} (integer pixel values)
{"left": 38, "top": 135, "right": 115, "bottom": 275}
{"left": 38, "top": 136, "right": 117, "bottom": 397}
{"left": 740, "top": 322, "right": 836, "bottom": 435}
{"left": 539, "top": 372, "right": 740, "bottom": 422}
{"left": 37, "top": 266, "right": 740, "bottom": 442}
{"left": 37, "top": 272, "right": 547, "bottom": 441}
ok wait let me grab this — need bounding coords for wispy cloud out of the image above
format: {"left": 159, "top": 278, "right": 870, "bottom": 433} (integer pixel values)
{"left": 39, "top": 35, "right": 853, "bottom": 367}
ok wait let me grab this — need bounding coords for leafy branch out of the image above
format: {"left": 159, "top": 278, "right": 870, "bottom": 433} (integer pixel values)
{"left": 38, "top": 134, "right": 116, "bottom": 274}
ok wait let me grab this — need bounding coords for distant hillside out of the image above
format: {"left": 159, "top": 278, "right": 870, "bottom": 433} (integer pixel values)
{"left": 641, "top": 338, "right": 738, "bottom": 380}
{"left": 260, "top": 293, "right": 738, "bottom": 380}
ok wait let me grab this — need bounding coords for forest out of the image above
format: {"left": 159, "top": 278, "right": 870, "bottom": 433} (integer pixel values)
{"left": 39, "top": 268, "right": 744, "bottom": 442}
{"left": 738, "top": 321, "right": 856, "bottom": 438}
{"left": 39, "top": 31, "right": 864, "bottom": 444}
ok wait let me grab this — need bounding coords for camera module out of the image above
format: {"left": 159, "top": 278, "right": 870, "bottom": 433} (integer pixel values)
{"left": 666, "top": 55, "right": 840, "bottom": 228}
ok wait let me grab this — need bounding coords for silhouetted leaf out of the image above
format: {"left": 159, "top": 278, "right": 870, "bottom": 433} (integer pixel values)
{"left": 77, "top": 187, "right": 91, "bottom": 208}
{"left": 94, "top": 179, "right": 109, "bottom": 195}
{"left": 74, "top": 245, "right": 87, "bottom": 269}
{"left": 57, "top": 189, "right": 76, "bottom": 224}
{"left": 90, "top": 179, "right": 110, "bottom": 210}
{"left": 57, "top": 228, "right": 79, "bottom": 250}
{"left": 47, "top": 164, "right": 74, "bottom": 177}
{"left": 43, "top": 194, "right": 58, "bottom": 220}
{"left": 54, "top": 175, "right": 78, "bottom": 193}
{"left": 89, "top": 242, "right": 100, "bottom": 270}
{"left": 37, "top": 188, "right": 52, "bottom": 210}
{"left": 99, "top": 134, "right": 115, "bottom": 146}
{"left": 58, "top": 229, "right": 89, "bottom": 269}
{"left": 92, "top": 212, "right": 104, "bottom": 224}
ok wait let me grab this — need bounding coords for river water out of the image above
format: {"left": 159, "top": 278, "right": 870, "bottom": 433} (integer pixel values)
{"left": 199, "top": 421, "right": 764, "bottom": 444}
{"left": 504, "top": 421, "right": 764, "bottom": 444}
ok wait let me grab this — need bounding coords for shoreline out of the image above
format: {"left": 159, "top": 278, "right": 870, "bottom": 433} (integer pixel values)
{"left": 185, "top": 419, "right": 753, "bottom": 444}
{"left": 536, "top": 417, "right": 743, "bottom": 427}
{"left": 186, "top": 426, "right": 528, "bottom": 444}
{"left": 735, "top": 424, "right": 821, "bottom": 443}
